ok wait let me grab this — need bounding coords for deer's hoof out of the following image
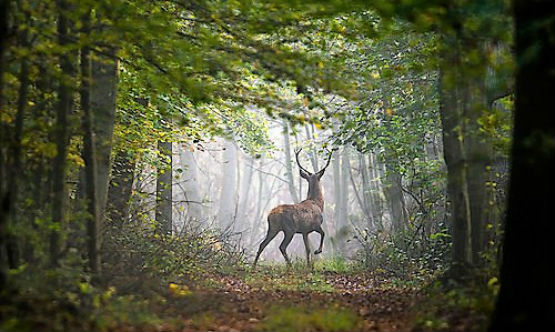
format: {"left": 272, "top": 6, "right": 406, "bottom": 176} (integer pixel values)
{"left": 314, "top": 249, "right": 322, "bottom": 255}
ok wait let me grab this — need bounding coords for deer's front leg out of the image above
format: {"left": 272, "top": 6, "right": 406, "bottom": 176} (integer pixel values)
{"left": 314, "top": 227, "right": 324, "bottom": 255}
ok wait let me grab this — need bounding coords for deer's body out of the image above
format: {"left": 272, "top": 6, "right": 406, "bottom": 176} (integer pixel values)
{"left": 253, "top": 149, "right": 331, "bottom": 267}
{"left": 268, "top": 200, "right": 323, "bottom": 235}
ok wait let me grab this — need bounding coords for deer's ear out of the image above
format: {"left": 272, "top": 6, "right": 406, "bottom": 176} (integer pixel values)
{"left": 300, "top": 170, "right": 310, "bottom": 179}
{"left": 316, "top": 169, "right": 326, "bottom": 179}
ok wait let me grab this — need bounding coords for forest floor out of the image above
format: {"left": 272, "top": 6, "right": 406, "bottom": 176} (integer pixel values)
{"left": 107, "top": 262, "right": 489, "bottom": 332}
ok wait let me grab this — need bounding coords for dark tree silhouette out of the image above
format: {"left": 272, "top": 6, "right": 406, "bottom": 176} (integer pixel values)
{"left": 490, "top": 0, "right": 555, "bottom": 330}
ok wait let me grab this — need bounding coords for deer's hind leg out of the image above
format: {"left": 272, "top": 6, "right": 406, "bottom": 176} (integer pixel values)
{"left": 279, "top": 232, "right": 294, "bottom": 266}
{"left": 253, "top": 226, "right": 279, "bottom": 268}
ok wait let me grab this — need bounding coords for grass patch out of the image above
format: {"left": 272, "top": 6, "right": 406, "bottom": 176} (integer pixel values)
{"left": 412, "top": 280, "right": 495, "bottom": 331}
{"left": 313, "top": 257, "right": 360, "bottom": 274}
{"left": 244, "top": 261, "right": 335, "bottom": 293}
{"left": 258, "top": 305, "right": 361, "bottom": 332}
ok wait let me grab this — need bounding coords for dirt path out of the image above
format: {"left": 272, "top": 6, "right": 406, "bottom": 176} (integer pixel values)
{"left": 164, "top": 271, "right": 422, "bottom": 332}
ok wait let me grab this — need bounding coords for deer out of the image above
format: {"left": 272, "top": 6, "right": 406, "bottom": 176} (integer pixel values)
{"left": 253, "top": 148, "right": 332, "bottom": 268}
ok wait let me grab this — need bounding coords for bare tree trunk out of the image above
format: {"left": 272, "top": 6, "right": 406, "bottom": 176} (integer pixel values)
{"left": 384, "top": 164, "right": 406, "bottom": 234}
{"left": 180, "top": 145, "right": 203, "bottom": 221}
{"left": 439, "top": 43, "right": 473, "bottom": 272}
{"left": 340, "top": 146, "right": 350, "bottom": 227}
{"left": 5, "top": 24, "right": 30, "bottom": 268}
{"left": 490, "top": 1, "right": 554, "bottom": 327}
{"left": 368, "top": 153, "right": 384, "bottom": 230}
{"left": 305, "top": 123, "right": 319, "bottom": 172}
{"left": 80, "top": 13, "right": 101, "bottom": 273}
{"left": 250, "top": 159, "right": 265, "bottom": 246}
{"left": 360, "top": 153, "right": 375, "bottom": 230}
{"left": 218, "top": 139, "right": 237, "bottom": 231}
{"left": 156, "top": 141, "right": 172, "bottom": 235}
{"left": 349, "top": 155, "right": 372, "bottom": 228}
{"left": 282, "top": 121, "right": 299, "bottom": 203}
{"left": 50, "top": 1, "right": 75, "bottom": 266}
{"left": 332, "top": 147, "right": 343, "bottom": 230}
{"left": 107, "top": 150, "right": 135, "bottom": 224}
{"left": 238, "top": 153, "right": 254, "bottom": 231}
{"left": 91, "top": 56, "right": 118, "bottom": 217}
{"left": 0, "top": 0, "right": 10, "bottom": 289}
{"left": 464, "top": 74, "right": 491, "bottom": 266}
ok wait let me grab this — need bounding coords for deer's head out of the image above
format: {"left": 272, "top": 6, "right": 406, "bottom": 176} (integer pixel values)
{"left": 295, "top": 149, "right": 333, "bottom": 200}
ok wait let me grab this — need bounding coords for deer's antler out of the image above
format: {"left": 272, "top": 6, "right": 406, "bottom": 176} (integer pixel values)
{"left": 316, "top": 149, "right": 333, "bottom": 174}
{"left": 294, "top": 148, "right": 312, "bottom": 174}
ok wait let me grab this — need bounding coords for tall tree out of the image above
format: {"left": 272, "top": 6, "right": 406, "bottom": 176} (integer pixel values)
{"left": 179, "top": 144, "right": 203, "bottom": 222}
{"left": 218, "top": 139, "right": 237, "bottom": 231}
{"left": 490, "top": 0, "right": 555, "bottom": 329}
{"left": 5, "top": 9, "right": 31, "bottom": 268}
{"left": 283, "top": 121, "right": 299, "bottom": 203}
{"left": 80, "top": 10, "right": 101, "bottom": 273}
{"left": 91, "top": 56, "right": 118, "bottom": 217}
{"left": 155, "top": 141, "right": 172, "bottom": 235}
{"left": 107, "top": 151, "right": 135, "bottom": 225}
{"left": 50, "top": 0, "right": 75, "bottom": 266}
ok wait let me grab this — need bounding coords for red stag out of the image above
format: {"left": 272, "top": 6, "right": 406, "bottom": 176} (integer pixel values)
{"left": 253, "top": 149, "right": 332, "bottom": 267}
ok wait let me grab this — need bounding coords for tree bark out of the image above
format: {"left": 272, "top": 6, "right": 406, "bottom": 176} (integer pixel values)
{"left": 80, "top": 13, "right": 101, "bottom": 273}
{"left": 156, "top": 141, "right": 172, "bottom": 235}
{"left": 50, "top": 0, "right": 75, "bottom": 266}
{"left": 439, "top": 43, "right": 473, "bottom": 272}
{"left": 340, "top": 146, "right": 350, "bottom": 227}
{"left": 282, "top": 121, "right": 299, "bottom": 203}
{"left": 107, "top": 150, "right": 135, "bottom": 225}
{"left": 384, "top": 163, "right": 406, "bottom": 234}
{"left": 368, "top": 153, "right": 384, "bottom": 230}
{"left": 91, "top": 56, "right": 118, "bottom": 217}
{"left": 218, "top": 139, "right": 237, "bottom": 231}
{"left": 489, "top": 1, "right": 555, "bottom": 329}
{"left": 179, "top": 144, "right": 203, "bottom": 221}
{"left": 5, "top": 31, "right": 30, "bottom": 268}
{"left": 0, "top": 0, "right": 10, "bottom": 290}
{"left": 238, "top": 153, "right": 254, "bottom": 229}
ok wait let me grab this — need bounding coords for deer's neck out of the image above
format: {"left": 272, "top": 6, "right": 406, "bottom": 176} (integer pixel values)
{"left": 307, "top": 182, "right": 324, "bottom": 210}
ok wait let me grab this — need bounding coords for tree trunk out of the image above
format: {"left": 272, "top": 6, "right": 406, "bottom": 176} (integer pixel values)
{"left": 91, "top": 56, "right": 118, "bottom": 217}
{"left": 156, "top": 141, "right": 172, "bottom": 235}
{"left": 5, "top": 34, "right": 30, "bottom": 268}
{"left": 283, "top": 121, "right": 299, "bottom": 203}
{"left": 107, "top": 150, "right": 135, "bottom": 225}
{"left": 238, "top": 153, "right": 254, "bottom": 230}
{"left": 304, "top": 123, "right": 319, "bottom": 172}
{"left": 179, "top": 144, "right": 203, "bottom": 221}
{"left": 332, "top": 148, "right": 343, "bottom": 230}
{"left": 80, "top": 14, "right": 101, "bottom": 273}
{"left": 489, "top": 1, "right": 555, "bottom": 329}
{"left": 50, "top": 1, "right": 75, "bottom": 266}
{"left": 368, "top": 153, "right": 384, "bottom": 230}
{"left": 340, "top": 146, "right": 350, "bottom": 227}
{"left": 439, "top": 42, "right": 473, "bottom": 273}
{"left": 0, "top": 0, "right": 9, "bottom": 290}
{"left": 349, "top": 153, "right": 372, "bottom": 228}
{"left": 384, "top": 164, "right": 406, "bottom": 234}
{"left": 218, "top": 139, "right": 237, "bottom": 231}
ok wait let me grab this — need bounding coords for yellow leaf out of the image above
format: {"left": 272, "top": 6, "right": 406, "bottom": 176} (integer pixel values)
{"left": 385, "top": 108, "right": 393, "bottom": 117}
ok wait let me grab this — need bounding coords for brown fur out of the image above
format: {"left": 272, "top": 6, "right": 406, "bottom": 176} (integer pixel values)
{"left": 253, "top": 152, "right": 331, "bottom": 268}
